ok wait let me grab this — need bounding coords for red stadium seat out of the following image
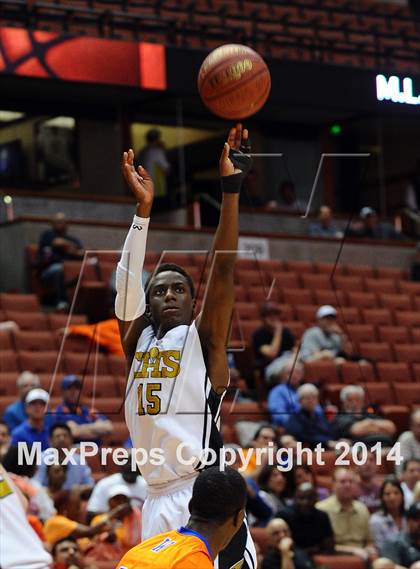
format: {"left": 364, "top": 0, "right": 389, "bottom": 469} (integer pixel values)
{"left": 412, "top": 365, "right": 420, "bottom": 382}
{"left": 380, "top": 405, "right": 410, "bottom": 433}
{"left": 0, "top": 293, "right": 40, "bottom": 312}
{"left": 364, "top": 382, "right": 393, "bottom": 405}
{"left": 63, "top": 260, "right": 99, "bottom": 283}
{"left": 57, "top": 333, "right": 93, "bottom": 353}
{"left": 304, "top": 361, "right": 340, "bottom": 384}
{"left": 377, "top": 267, "right": 406, "bottom": 280}
{"left": 399, "top": 281, "right": 420, "bottom": 296}
{"left": 393, "top": 383, "right": 420, "bottom": 406}
{"left": 286, "top": 260, "right": 314, "bottom": 273}
{"left": 235, "top": 302, "right": 260, "bottom": 321}
{"left": 6, "top": 312, "right": 49, "bottom": 331}
{"left": 359, "top": 342, "right": 393, "bottom": 362}
{"left": 258, "top": 260, "right": 284, "bottom": 273}
{"left": 236, "top": 270, "right": 269, "bottom": 288}
{"left": 362, "top": 308, "right": 393, "bottom": 326}
{"left": 221, "top": 400, "right": 269, "bottom": 427}
{"left": 295, "top": 305, "right": 318, "bottom": 324}
{"left": 346, "top": 265, "right": 375, "bottom": 278}
{"left": 394, "top": 344, "right": 420, "bottom": 364}
{"left": 333, "top": 276, "right": 365, "bottom": 293}
{"left": 159, "top": 252, "right": 195, "bottom": 266}
{"left": 270, "top": 271, "right": 301, "bottom": 289}
{"left": 377, "top": 326, "right": 410, "bottom": 344}
{"left": 247, "top": 286, "right": 277, "bottom": 303}
{"left": 48, "top": 313, "right": 88, "bottom": 330}
{"left": 395, "top": 312, "right": 420, "bottom": 327}
{"left": 337, "top": 307, "right": 361, "bottom": 325}
{"left": 0, "top": 331, "right": 13, "bottom": 350}
{"left": 341, "top": 361, "right": 376, "bottom": 383}
{"left": 314, "top": 289, "right": 347, "bottom": 308}
{"left": 365, "top": 278, "right": 397, "bottom": 294}
{"left": 377, "top": 362, "right": 413, "bottom": 382}
{"left": 315, "top": 262, "right": 345, "bottom": 276}
{"left": 235, "top": 258, "right": 263, "bottom": 271}
{"left": 379, "top": 293, "right": 412, "bottom": 311}
{"left": 278, "top": 305, "right": 296, "bottom": 321}
{"left": 302, "top": 274, "right": 332, "bottom": 290}
{"left": 107, "top": 355, "right": 126, "bottom": 377}
{"left": 283, "top": 288, "right": 314, "bottom": 305}
{"left": 64, "top": 352, "right": 109, "bottom": 375}
{"left": 103, "top": 421, "right": 129, "bottom": 446}
{"left": 411, "top": 328, "right": 420, "bottom": 344}
{"left": 346, "top": 324, "right": 377, "bottom": 343}
{"left": 14, "top": 331, "right": 56, "bottom": 352}
{"left": 19, "top": 351, "right": 63, "bottom": 374}
{"left": 0, "top": 351, "right": 19, "bottom": 372}
{"left": 235, "top": 320, "right": 261, "bottom": 343}
{"left": 347, "top": 292, "right": 378, "bottom": 309}
{"left": 0, "top": 372, "right": 18, "bottom": 395}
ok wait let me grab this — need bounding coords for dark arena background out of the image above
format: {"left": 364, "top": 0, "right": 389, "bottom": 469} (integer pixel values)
{"left": 0, "top": 1, "right": 420, "bottom": 568}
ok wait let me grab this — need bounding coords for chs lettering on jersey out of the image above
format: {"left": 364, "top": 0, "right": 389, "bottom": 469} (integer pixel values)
{"left": 125, "top": 321, "right": 225, "bottom": 487}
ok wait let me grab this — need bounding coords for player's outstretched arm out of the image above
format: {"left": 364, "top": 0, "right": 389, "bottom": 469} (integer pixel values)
{"left": 115, "top": 149, "right": 154, "bottom": 361}
{"left": 197, "top": 125, "right": 252, "bottom": 394}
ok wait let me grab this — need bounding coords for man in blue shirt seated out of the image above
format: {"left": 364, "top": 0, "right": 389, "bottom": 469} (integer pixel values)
{"left": 4, "top": 371, "right": 40, "bottom": 432}
{"left": 54, "top": 375, "right": 113, "bottom": 444}
{"left": 267, "top": 358, "right": 304, "bottom": 428}
{"left": 34, "top": 422, "right": 94, "bottom": 489}
{"left": 11, "top": 388, "right": 52, "bottom": 451}
{"left": 285, "top": 384, "right": 334, "bottom": 448}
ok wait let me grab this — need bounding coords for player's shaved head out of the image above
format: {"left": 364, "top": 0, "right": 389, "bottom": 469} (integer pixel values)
{"left": 189, "top": 466, "right": 247, "bottom": 525}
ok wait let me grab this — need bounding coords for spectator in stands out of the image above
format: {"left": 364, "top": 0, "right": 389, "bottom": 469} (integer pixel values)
{"left": 309, "top": 206, "right": 343, "bottom": 238}
{"left": 401, "top": 459, "right": 420, "bottom": 508}
{"left": 136, "top": 128, "right": 170, "bottom": 202}
{"left": 87, "top": 453, "right": 147, "bottom": 519}
{"left": 51, "top": 537, "right": 91, "bottom": 569}
{"left": 381, "top": 502, "right": 420, "bottom": 565}
{"left": 2, "top": 445, "right": 56, "bottom": 522}
{"left": 372, "top": 559, "right": 395, "bottom": 569}
{"left": 293, "top": 465, "right": 329, "bottom": 501}
{"left": 43, "top": 490, "right": 111, "bottom": 548}
{"left": 277, "top": 482, "right": 335, "bottom": 555}
{"left": 267, "top": 358, "right": 307, "bottom": 428}
{"left": 355, "top": 450, "right": 381, "bottom": 513}
{"left": 0, "top": 420, "right": 11, "bottom": 461}
{"left": 299, "top": 305, "right": 348, "bottom": 363}
{"left": 369, "top": 477, "right": 407, "bottom": 551}
{"left": 262, "top": 517, "right": 314, "bottom": 569}
{"left": 285, "top": 384, "right": 334, "bottom": 448}
{"left": 54, "top": 375, "right": 113, "bottom": 443}
{"left": 3, "top": 371, "right": 40, "bottom": 432}
{"left": 236, "top": 424, "right": 277, "bottom": 477}
{"left": 257, "top": 465, "right": 289, "bottom": 514}
{"left": 396, "top": 410, "right": 420, "bottom": 475}
{"left": 38, "top": 212, "right": 85, "bottom": 310}
{"left": 348, "top": 207, "right": 402, "bottom": 240}
{"left": 277, "top": 180, "right": 308, "bottom": 214}
{"left": 11, "top": 388, "right": 52, "bottom": 452}
{"left": 252, "top": 301, "right": 295, "bottom": 381}
{"left": 34, "top": 423, "right": 93, "bottom": 490}
{"left": 316, "top": 467, "right": 377, "bottom": 561}
{"left": 332, "top": 385, "right": 396, "bottom": 447}
{"left": 87, "top": 484, "right": 142, "bottom": 560}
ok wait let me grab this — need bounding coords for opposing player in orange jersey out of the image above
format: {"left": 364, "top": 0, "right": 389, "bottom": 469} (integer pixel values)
{"left": 116, "top": 466, "right": 247, "bottom": 569}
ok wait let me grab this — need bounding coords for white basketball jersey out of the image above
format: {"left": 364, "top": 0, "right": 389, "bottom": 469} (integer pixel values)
{"left": 125, "top": 321, "right": 225, "bottom": 487}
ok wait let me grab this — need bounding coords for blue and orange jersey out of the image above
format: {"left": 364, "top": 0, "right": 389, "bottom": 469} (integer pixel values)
{"left": 116, "top": 527, "right": 213, "bottom": 569}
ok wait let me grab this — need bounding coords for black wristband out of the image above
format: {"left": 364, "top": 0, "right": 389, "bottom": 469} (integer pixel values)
{"left": 220, "top": 172, "right": 243, "bottom": 194}
{"left": 220, "top": 149, "right": 253, "bottom": 194}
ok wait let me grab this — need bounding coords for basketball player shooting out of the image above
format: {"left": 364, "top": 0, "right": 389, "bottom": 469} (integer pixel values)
{"left": 115, "top": 124, "right": 256, "bottom": 569}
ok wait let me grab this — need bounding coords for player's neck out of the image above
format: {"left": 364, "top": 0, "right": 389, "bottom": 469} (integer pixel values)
{"left": 185, "top": 520, "right": 225, "bottom": 561}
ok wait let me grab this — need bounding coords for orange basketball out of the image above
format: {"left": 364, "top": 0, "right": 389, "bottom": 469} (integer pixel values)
{"left": 198, "top": 44, "right": 271, "bottom": 120}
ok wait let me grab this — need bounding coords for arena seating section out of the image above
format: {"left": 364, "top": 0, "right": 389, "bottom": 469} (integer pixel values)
{"left": 2, "top": 252, "right": 420, "bottom": 561}
{"left": 1, "top": 0, "right": 419, "bottom": 74}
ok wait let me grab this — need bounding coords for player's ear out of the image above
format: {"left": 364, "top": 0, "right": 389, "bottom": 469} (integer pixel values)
{"left": 233, "top": 508, "right": 245, "bottom": 529}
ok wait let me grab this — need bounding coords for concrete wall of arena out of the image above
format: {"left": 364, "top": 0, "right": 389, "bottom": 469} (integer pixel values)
{"left": 0, "top": 218, "right": 415, "bottom": 293}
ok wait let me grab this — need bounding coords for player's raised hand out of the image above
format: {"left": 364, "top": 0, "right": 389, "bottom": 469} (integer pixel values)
{"left": 122, "top": 149, "right": 154, "bottom": 209}
{"left": 219, "top": 124, "right": 251, "bottom": 177}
